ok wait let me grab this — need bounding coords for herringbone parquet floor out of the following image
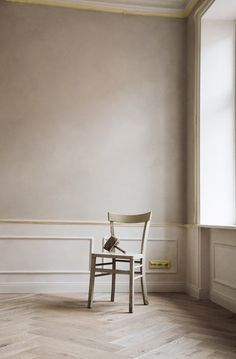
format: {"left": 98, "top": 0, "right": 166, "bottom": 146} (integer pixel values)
{"left": 0, "top": 292, "right": 235, "bottom": 358}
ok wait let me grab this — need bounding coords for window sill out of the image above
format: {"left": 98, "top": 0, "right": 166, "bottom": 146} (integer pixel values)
{"left": 199, "top": 224, "right": 236, "bottom": 230}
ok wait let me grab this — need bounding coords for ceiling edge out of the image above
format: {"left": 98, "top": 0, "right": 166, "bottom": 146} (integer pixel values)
{"left": 5, "top": 0, "right": 200, "bottom": 18}
{"left": 184, "top": 0, "right": 200, "bottom": 16}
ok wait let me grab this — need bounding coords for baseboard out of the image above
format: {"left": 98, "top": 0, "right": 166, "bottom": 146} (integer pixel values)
{"left": 0, "top": 281, "right": 185, "bottom": 294}
{"left": 198, "top": 287, "right": 209, "bottom": 299}
{"left": 93, "top": 282, "right": 185, "bottom": 293}
{"left": 147, "top": 282, "right": 185, "bottom": 293}
{"left": 185, "top": 283, "right": 200, "bottom": 298}
{"left": 210, "top": 289, "right": 236, "bottom": 313}
{"left": 185, "top": 283, "right": 208, "bottom": 299}
{"left": 0, "top": 282, "right": 89, "bottom": 293}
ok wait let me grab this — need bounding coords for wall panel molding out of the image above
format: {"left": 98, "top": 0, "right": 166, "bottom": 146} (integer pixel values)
{"left": 212, "top": 243, "right": 236, "bottom": 290}
{"left": 210, "top": 289, "right": 236, "bottom": 313}
{"left": 0, "top": 224, "right": 186, "bottom": 293}
{"left": 102, "top": 237, "right": 178, "bottom": 274}
{"left": 0, "top": 236, "right": 94, "bottom": 274}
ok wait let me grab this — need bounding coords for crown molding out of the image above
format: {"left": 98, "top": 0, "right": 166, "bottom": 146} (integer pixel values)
{"left": 5, "top": 0, "right": 200, "bottom": 18}
{"left": 184, "top": 0, "right": 201, "bottom": 16}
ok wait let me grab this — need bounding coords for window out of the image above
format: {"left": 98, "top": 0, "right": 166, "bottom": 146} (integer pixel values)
{"left": 200, "top": 11, "right": 236, "bottom": 225}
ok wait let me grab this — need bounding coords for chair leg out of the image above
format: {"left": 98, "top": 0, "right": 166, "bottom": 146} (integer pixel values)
{"left": 88, "top": 255, "right": 96, "bottom": 308}
{"left": 111, "top": 258, "right": 116, "bottom": 302}
{"left": 140, "top": 260, "right": 149, "bottom": 305}
{"left": 129, "top": 259, "right": 134, "bottom": 313}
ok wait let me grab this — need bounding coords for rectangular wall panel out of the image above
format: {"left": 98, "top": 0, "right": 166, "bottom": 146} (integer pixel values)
{"left": 213, "top": 243, "right": 236, "bottom": 290}
{"left": 0, "top": 237, "right": 93, "bottom": 273}
{"left": 103, "top": 238, "right": 178, "bottom": 273}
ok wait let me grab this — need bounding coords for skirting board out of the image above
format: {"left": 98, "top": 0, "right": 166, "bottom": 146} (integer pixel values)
{"left": 0, "top": 282, "right": 185, "bottom": 293}
{"left": 185, "top": 283, "right": 209, "bottom": 299}
{"left": 210, "top": 289, "right": 236, "bottom": 313}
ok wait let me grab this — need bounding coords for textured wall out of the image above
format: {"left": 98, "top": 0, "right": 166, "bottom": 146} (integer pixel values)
{"left": 0, "top": 2, "right": 187, "bottom": 222}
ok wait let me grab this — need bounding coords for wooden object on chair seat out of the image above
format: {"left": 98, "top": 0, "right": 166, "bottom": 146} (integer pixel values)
{"left": 103, "top": 236, "right": 126, "bottom": 254}
{"left": 88, "top": 211, "right": 152, "bottom": 313}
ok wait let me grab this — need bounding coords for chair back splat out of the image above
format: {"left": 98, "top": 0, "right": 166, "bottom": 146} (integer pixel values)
{"left": 108, "top": 212, "right": 151, "bottom": 254}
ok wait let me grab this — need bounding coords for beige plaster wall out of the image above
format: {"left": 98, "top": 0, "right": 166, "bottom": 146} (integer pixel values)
{"left": 0, "top": 2, "right": 187, "bottom": 222}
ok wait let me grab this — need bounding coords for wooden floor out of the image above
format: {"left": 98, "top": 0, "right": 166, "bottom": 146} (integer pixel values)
{"left": 0, "top": 292, "right": 235, "bottom": 358}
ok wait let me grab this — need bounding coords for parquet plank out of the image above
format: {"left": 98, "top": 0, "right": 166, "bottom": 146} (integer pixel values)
{"left": 0, "top": 293, "right": 235, "bottom": 358}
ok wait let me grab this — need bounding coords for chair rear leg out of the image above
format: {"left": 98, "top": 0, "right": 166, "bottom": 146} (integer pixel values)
{"left": 140, "top": 261, "right": 149, "bottom": 305}
{"left": 129, "top": 259, "right": 134, "bottom": 313}
{"left": 111, "top": 258, "right": 116, "bottom": 302}
{"left": 88, "top": 255, "right": 96, "bottom": 308}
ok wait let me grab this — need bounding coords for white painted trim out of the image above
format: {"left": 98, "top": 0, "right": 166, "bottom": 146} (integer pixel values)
{"left": 0, "top": 281, "right": 186, "bottom": 293}
{"left": 147, "top": 282, "right": 185, "bottom": 293}
{"left": 197, "top": 226, "right": 201, "bottom": 291}
{"left": 213, "top": 279, "right": 236, "bottom": 291}
{"left": 197, "top": 227, "right": 210, "bottom": 297}
{"left": 4, "top": 0, "right": 199, "bottom": 18}
{"left": 103, "top": 237, "right": 177, "bottom": 242}
{"left": 186, "top": 283, "right": 208, "bottom": 299}
{"left": 193, "top": 4, "right": 201, "bottom": 225}
{"left": 0, "top": 282, "right": 89, "bottom": 293}
{"left": 92, "top": 282, "right": 186, "bottom": 293}
{"left": 185, "top": 0, "right": 201, "bottom": 16}
{"left": 200, "top": 224, "right": 236, "bottom": 230}
{"left": 198, "top": 287, "right": 209, "bottom": 299}
{"left": 210, "top": 289, "right": 236, "bottom": 313}
{"left": 0, "top": 236, "right": 94, "bottom": 274}
{"left": 192, "top": 0, "right": 216, "bottom": 225}
{"left": 0, "top": 236, "right": 94, "bottom": 240}
{"left": 0, "top": 236, "right": 180, "bottom": 275}
{"left": 185, "top": 283, "right": 200, "bottom": 298}
{"left": 212, "top": 243, "right": 236, "bottom": 290}
{"left": 0, "top": 219, "right": 191, "bottom": 228}
{"left": 0, "top": 271, "right": 90, "bottom": 274}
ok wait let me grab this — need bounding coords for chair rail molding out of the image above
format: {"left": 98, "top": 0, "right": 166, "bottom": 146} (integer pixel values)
{"left": 0, "top": 218, "right": 192, "bottom": 228}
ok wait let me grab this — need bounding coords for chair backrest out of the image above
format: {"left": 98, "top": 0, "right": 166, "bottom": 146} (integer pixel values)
{"left": 108, "top": 212, "right": 152, "bottom": 255}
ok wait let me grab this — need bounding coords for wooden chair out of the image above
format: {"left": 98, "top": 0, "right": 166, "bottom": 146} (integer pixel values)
{"left": 88, "top": 212, "right": 152, "bottom": 313}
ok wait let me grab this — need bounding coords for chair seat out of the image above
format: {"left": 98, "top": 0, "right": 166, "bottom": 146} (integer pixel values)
{"left": 91, "top": 252, "right": 143, "bottom": 260}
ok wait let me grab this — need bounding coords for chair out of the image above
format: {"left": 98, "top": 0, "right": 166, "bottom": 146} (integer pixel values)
{"left": 88, "top": 211, "right": 152, "bottom": 313}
